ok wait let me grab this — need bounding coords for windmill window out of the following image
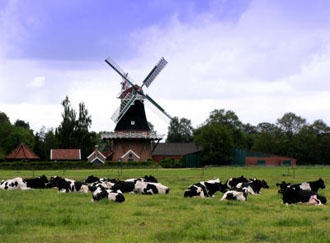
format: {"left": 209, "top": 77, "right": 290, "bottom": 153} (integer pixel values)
{"left": 131, "top": 120, "right": 135, "bottom": 125}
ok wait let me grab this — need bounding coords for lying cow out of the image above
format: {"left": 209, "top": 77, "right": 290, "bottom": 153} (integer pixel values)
{"left": 0, "top": 175, "right": 48, "bottom": 190}
{"left": 133, "top": 181, "right": 169, "bottom": 195}
{"left": 46, "top": 176, "right": 89, "bottom": 193}
{"left": 225, "top": 176, "right": 249, "bottom": 190}
{"left": 221, "top": 188, "right": 249, "bottom": 201}
{"left": 235, "top": 178, "right": 269, "bottom": 194}
{"left": 91, "top": 186, "right": 125, "bottom": 203}
{"left": 279, "top": 186, "right": 327, "bottom": 205}
{"left": 277, "top": 178, "right": 325, "bottom": 193}
{"left": 184, "top": 178, "right": 226, "bottom": 198}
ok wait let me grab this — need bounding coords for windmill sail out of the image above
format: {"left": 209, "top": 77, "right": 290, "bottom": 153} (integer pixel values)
{"left": 142, "top": 57, "right": 168, "bottom": 88}
{"left": 105, "top": 57, "right": 136, "bottom": 88}
{"left": 144, "top": 94, "right": 172, "bottom": 120}
{"left": 112, "top": 92, "right": 137, "bottom": 123}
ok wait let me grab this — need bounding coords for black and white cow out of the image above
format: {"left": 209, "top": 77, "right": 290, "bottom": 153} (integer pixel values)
{"left": 235, "top": 178, "right": 269, "bottom": 194}
{"left": 279, "top": 186, "right": 327, "bottom": 205}
{"left": 88, "top": 178, "right": 119, "bottom": 192}
{"left": 133, "top": 181, "right": 170, "bottom": 195}
{"left": 85, "top": 175, "right": 100, "bottom": 184}
{"left": 225, "top": 176, "right": 249, "bottom": 190}
{"left": 0, "top": 175, "right": 49, "bottom": 190}
{"left": 46, "top": 176, "right": 89, "bottom": 193}
{"left": 184, "top": 178, "right": 226, "bottom": 198}
{"left": 276, "top": 178, "right": 325, "bottom": 194}
{"left": 91, "top": 186, "right": 125, "bottom": 203}
{"left": 221, "top": 188, "right": 249, "bottom": 201}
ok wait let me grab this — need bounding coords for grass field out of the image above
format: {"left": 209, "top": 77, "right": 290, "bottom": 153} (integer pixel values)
{"left": 0, "top": 166, "right": 329, "bottom": 242}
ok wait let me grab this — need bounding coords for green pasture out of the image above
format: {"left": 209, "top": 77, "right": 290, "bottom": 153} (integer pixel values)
{"left": 0, "top": 167, "right": 329, "bottom": 243}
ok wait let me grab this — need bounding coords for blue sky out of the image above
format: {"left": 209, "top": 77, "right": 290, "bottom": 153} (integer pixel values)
{"left": 1, "top": 0, "right": 330, "bottom": 136}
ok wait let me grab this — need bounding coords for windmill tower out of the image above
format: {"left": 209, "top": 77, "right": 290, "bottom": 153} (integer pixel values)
{"left": 101, "top": 57, "right": 171, "bottom": 162}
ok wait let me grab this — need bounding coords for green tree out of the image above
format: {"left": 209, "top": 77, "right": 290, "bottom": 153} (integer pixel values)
{"left": 194, "top": 123, "right": 234, "bottom": 165}
{"left": 206, "top": 109, "right": 246, "bottom": 148}
{"left": 56, "top": 96, "right": 77, "bottom": 148}
{"left": 166, "top": 117, "right": 193, "bottom": 143}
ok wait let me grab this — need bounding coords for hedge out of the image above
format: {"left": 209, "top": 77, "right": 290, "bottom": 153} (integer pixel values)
{"left": 0, "top": 160, "right": 160, "bottom": 170}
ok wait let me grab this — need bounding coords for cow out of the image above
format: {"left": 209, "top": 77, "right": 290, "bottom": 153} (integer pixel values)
{"left": 85, "top": 175, "right": 100, "bottom": 184}
{"left": 124, "top": 175, "right": 158, "bottom": 183}
{"left": 276, "top": 178, "right": 325, "bottom": 194}
{"left": 46, "top": 176, "right": 89, "bottom": 193}
{"left": 87, "top": 178, "right": 119, "bottom": 192}
{"left": 225, "top": 176, "right": 249, "bottom": 190}
{"left": 133, "top": 181, "right": 170, "bottom": 195}
{"left": 0, "top": 175, "right": 49, "bottom": 190}
{"left": 235, "top": 178, "right": 269, "bottom": 194}
{"left": 221, "top": 188, "right": 249, "bottom": 201}
{"left": 91, "top": 186, "right": 125, "bottom": 203}
{"left": 184, "top": 178, "right": 226, "bottom": 198}
{"left": 0, "top": 177, "right": 29, "bottom": 190}
{"left": 279, "top": 186, "right": 327, "bottom": 205}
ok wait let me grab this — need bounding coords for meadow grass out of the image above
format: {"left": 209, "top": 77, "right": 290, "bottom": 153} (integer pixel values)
{"left": 0, "top": 166, "right": 329, "bottom": 242}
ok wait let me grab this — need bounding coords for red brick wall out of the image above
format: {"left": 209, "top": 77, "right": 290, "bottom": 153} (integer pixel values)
{"left": 245, "top": 156, "right": 296, "bottom": 166}
{"left": 112, "top": 139, "right": 152, "bottom": 162}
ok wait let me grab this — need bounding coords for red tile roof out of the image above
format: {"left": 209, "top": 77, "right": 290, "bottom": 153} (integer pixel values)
{"left": 50, "top": 149, "right": 81, "bottom": 160}
{"left": 6, "top": 143, "right": 40, "bottom": 160}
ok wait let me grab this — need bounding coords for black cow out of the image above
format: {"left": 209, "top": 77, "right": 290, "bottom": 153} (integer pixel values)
{"left": 184, "top": 179, "right": 226, "bottom": 198}
{"left": 280, "top": 186, "right": 327, "bottom": 205}
{"left": 91, "top": 186, "right": 125, "bottom": 203}
{"left": 277, "top": 178, "right": 325, "bottom": 193}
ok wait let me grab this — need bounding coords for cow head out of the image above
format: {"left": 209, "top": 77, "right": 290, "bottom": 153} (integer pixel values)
{"left": 276, "top": 181, "right": 291, "bottom": 194}
{"left": 261, "top": 180, "right": 269, "bottom": 189}
{"left": 317, "top": 178, "right": 326, "bottom": 189}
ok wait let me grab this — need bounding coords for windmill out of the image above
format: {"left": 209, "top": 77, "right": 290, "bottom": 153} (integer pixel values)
{"left": 101, "top": 57, "right": 171, "bottom": 162}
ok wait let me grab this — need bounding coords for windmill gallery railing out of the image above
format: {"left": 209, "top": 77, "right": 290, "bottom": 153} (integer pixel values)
{"left": 100, "top": 131, "right": 164, "bottom": 140}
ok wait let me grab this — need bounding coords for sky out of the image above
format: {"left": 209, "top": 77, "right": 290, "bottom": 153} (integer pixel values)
{"left": 1, "top": 0, "right": 330, "bottom": 137}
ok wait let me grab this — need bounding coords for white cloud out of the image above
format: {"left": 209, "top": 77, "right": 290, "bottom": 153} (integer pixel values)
{"left": 27, "top": 76, "right": 46, "bottom": 88}
{"left": 1, "top": 0, "right": 330, "bottom": 137}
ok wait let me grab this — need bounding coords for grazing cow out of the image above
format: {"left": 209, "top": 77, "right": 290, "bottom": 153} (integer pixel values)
{"left": 225, "top": 176, "right": 249, "bottom": 190}
{"left": 133, "top": 181, "right": 170, "bottom": 195}
{"left": 0, "top": 175, "right": 49, "bottom": 190}
{"left": 46, "top": 176, "right": 89, "bottom": 193}
{"left": 221, "top": 188, "right": 249, "bottom": 201}
{"left": 184, "top": 179, "right": 226, "bottom": 198}
{"left": 279, "top": 186, "right": 327, "bottom": 205}
{"left": 91, "top": 187, "right": 125, "bottom": 203}
{"left": 235, "top": 178, "right": 269, "bottom": 194}
{"left": 277, "top": 178, "right": 326, "bottom": 193}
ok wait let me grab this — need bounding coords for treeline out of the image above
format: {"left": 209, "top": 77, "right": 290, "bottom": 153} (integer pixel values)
{"left": 0, "top": 97, "right": 100, "bottom": 161}
{"left": 1, "top": 98, "right": 330, "bottom": 165}
{"left": 166, "top": 110, "right": 330, "bottom": 165}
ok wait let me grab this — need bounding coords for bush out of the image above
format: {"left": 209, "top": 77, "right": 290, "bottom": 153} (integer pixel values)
{"left": 160, "top": 158, "right": 185, "bottom": 168}
{"left": 0, "top": 160, "right": 160, "bottom": 170}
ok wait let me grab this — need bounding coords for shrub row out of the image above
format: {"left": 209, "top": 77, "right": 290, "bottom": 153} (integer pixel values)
{"left": 159, "top": 158, "right": 185, "bottom": 168}
{"left": 0, "top": 160, "right": 160, "bottom": 170}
